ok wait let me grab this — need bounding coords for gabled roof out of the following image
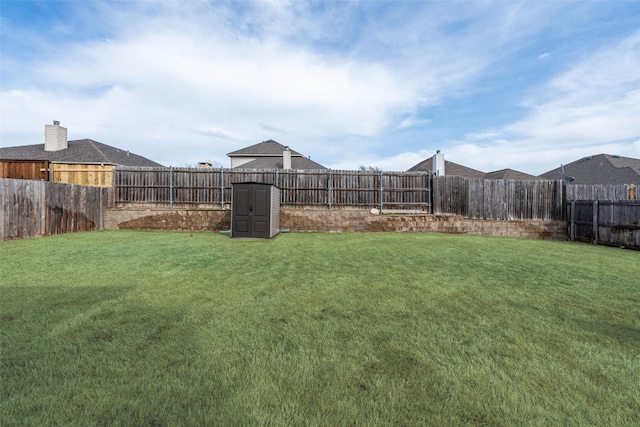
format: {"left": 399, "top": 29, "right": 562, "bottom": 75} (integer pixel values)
{"left": 238, "top": 156, "right": 327, "bottom": 170}
{"left": 227, "top": 140, "right": 304, "bottom": 157}
{"left": 0, "top": 139, "right": 163, "bottom": 167}
{"left": 227, "top": 139, "right": 327, "bottom": 169}
{"left": 484, "top": 169, "right": 540, "bottom": 180}
{"left": 409, "top": 155, "right": 538, "bottom": 180}
{"left": 408, "top": 156, "right": 485, "bottom": 179}
{"left": 539, "top": 154, "right": 640, "bottom": 184}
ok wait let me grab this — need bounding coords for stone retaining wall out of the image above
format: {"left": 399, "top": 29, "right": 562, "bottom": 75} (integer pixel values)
{"left": 104, "top": 208, "right": 231, "bottom": 231}
{"left": 105, "top": 207, "right": 567, "bottom": 241}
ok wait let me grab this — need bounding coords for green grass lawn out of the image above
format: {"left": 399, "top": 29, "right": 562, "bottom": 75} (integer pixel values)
{"left": 1, "top": 231, "right": 638, "bottom": 426}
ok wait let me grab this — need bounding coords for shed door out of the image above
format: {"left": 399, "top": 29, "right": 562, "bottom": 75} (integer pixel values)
{"left": 251, "top": 186, "right": 270, "bottom": 238}
{"left": 233, "top": 184, "right": 271, "bottom": 238}
{"left": 233, "top": 186, "right": 252, "bottom": 237}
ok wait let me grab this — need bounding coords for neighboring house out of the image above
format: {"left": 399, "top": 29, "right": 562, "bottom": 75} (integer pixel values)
{"left": 484, "top": 169, "right": 540, "bottom": 180}
{"left": 408, "top": 153, "right": 538, "bottom": 180}
{"left": 0, "top": 122, "right": 163, "bottom": 187}
{"left": 227, "top": 139, "right": 326, "bottom": 169}
{"left": 408, "top": 154, "right": 484, "bottom": 178}
{"left": 539, "top": 154, "right": 640, "bottom": 185}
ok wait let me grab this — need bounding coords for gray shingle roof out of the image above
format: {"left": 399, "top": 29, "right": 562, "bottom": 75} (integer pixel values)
{"left": 408, "top": 156, "right": 486, "bottom": 178}
{"left": 409, "top": 156, "right": 538, "bottom": 180}
{"left": 484, "top": 169, "right": 540, "bottom": 180}
{"left": 227, "top": 139, "right": 326, "bottom": 169}
{"left": 539, "top": 154, "right": 640, "bottom": 184}
{"left": 0, "top": 139, "right": 163, "bottom": 167}
{"left": 237, "top": 156, "right": 327, "bottom": 170}
{"left": 227, "top": 140, "right": 304, "bottom": 157}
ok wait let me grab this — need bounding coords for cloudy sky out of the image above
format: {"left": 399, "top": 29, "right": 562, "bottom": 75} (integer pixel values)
{"left": 1, "top": 0, "right": 639, "bottom": 174}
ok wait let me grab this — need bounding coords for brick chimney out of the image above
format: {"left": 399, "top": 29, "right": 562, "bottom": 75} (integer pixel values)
{"left": 45, "top": 121, "right": 68, "bottom": 152}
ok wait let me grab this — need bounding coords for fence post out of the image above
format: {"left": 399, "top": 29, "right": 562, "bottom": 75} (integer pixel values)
{"left": 592, "top": 200, "right": 598, "bottom": 245}
{"left": 169, "top": 166, "right": 173, "bottom": 209}
{"left": 379, "top": 170, "right": 383, "bottom": 213}
{"left": 630, "top": 184, "right": 636, "bottom": 200}
{"left": 328, "top": 169, "right": 332, "bottom": 210}
{"left": 275, "top": 168, "right": 282, "bottom": 204}
{"left": 99, "top": 187, "right": 104, "bottom": 230}
{"left": 41, "top": 180, "right": 47, "bottom": 237}
{"left": 221, "top": 168, "right": 225, "bottom": 210}
{"left": 570, "top": 200, "right": 576, "bottom": 242}
{"left": 428, "top": 172, "right": 432, "bottom": 213}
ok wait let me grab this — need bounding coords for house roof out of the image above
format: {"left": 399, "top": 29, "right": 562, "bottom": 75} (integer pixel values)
{"left": 237, "top": 156, "right": 327, "bottom": 170}
{"left": 538, "top": 154, "right": 640, "bottom": 184}
{"left": 227, "top": 139, "right": 327, "bottom": 169}
{"left": 484, "top": 169, "right": 540, "bottom": 180}
{"left": 0, "top": 139, "right": 163, "bottom": 167}
{"left": 408, "top": 156, "right": 486, "bottom": 179}
{"left": 227, "top": 140, "right": 304, "bottom": 157}
{"left": 408, "top": 155, "right": 539, "bottom": 180}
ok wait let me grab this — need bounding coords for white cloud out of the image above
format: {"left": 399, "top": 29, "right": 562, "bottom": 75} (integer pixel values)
{"left": 2, "top": 1, "right": 638, "bottom": 173}
{"left": 445, "top": 30, "right": 640, "bottom": 175}
{"left": 1, "top": 17, "right": 418, "bottom": 164}
{"left": 4, "top": 1, "right": 499, "bottom": 167}
{"left": 327, "top": 148, "right": 435, "bottom": 172}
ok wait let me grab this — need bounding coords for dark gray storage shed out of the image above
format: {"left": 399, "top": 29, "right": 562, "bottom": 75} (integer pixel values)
{"left": 231, "top": 182, "right": 281, "bottom": 238}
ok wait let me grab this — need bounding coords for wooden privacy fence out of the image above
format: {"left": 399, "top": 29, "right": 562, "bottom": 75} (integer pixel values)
{"left": 432, "top": 176, "right": 566, "bottom": 220}
{"left": 114, "top": 167, "right": 432, "bottom": 211}
{"left": 0, "top": 178, "right": 112, "bottom": 240}
{"left": 431, "top": 177, "right": 637, "bottom": 221}
{"left": 113, "top": 167, "right": 638, "bottom": 221}
{"left": 1, "top": 160, "right": 116, "bottom": 187}
{"left": 568, "top": 200, "right": 640, "bottom": 249}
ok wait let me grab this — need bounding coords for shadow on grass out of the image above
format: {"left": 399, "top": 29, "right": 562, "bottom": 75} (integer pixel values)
{"left": 575, "top": 318, "right": 640, "bottom": 348}
{"left": 0, "top": 285, "right": 234, "bottom": 426}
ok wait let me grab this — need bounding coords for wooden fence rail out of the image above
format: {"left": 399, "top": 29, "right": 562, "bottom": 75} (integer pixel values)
{"left": 1, "top": 178, "right": 112, "bottom": 241}
{"left": 565, "top": 184, "right": 636, "bottom": 201}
